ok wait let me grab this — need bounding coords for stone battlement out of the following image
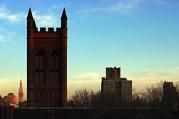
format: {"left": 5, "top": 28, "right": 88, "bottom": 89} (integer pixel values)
{"left": 35, "top": 27, "right": 61, "bottom": 32}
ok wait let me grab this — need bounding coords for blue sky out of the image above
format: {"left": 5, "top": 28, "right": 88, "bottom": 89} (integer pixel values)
{"left": 0, "top": 0, "right": 179, "bottom": 98}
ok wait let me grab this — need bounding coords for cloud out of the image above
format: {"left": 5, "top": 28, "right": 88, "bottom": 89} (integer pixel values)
{"left": 0, "top": 4, "right": 25, "bottom": 23}
{"left": 77, "top": 0, "right": 172, "bottom": 14}
{"left": 67, "top": 68, "right": 179, "bottom": 98}
{"left": 69, "top": 72, "right": 101, "bottom": 80}
{"left": 78, "top": 0, "right": 141, "bottom": 14}
{"left": 108, "top": 0, "right": 140, "bottom": 13}
{"left": 130, "top": 67, "right": 179, "bottom": 78}
{"left": 155, "top": 0, "right": 168, "bottom": 5}
{"left": 128, "top": 67, "right": 179, "bottom": 90}
{"left": 0, "top": 77, "right": 26, "bottom": 100}
{"left": 68, "top": 72, "right": 101, "bottom": 98}
{"left": 1, "top": 68, "right": 179, "bottom": 99}
{"left": 33, "top": 12, "right": 57, "bottom": 27}
{"left": 0, "top": 27, "right": 16, "bottom": 43}
{"left": 0, "top": 4, "right": 58, "bottom": 26}
{"left": 0, "top": 34, "right": 7, "bottom": 42}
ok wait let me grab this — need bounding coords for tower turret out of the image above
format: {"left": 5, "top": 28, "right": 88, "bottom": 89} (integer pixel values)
{"left": 27, "top": 8, "right": 36, "bottom": 34}
{"left": 61, "top": 8, "right": 67, "bottom": 29}
{"left": 27, "top": 8, "right": 33, "bottom": 19}
{"left": 60, "top": 8, "right": 68, "bottom": 106}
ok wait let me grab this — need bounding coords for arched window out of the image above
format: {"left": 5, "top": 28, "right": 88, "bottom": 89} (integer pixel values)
{"left": 34, "top": 50, "right": 45, "bottom": 85}
{"left": 50, "top": 51, "right": 59, "bottom": 85}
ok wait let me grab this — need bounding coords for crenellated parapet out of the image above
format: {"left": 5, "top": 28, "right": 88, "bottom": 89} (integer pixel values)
{"left": 35, "top": 27, "right": 61, "bottom": 32}
{"left": 27, "top": 8, "right": 67, "bottom": 35}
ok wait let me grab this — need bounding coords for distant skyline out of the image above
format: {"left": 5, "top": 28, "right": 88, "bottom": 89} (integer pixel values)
{"left": 0, "top": 0, "right": 179, "bottom": 98}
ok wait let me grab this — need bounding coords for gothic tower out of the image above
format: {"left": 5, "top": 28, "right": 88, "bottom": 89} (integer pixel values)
{"left": 18, "top": 80, "right": 24, "bottom": 104}
{"left": 27, "top": 8, "right": 67, "bottom": 107}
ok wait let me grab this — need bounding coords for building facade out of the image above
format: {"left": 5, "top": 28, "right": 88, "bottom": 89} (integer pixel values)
{"left": 163, "top": 81, "right": 178, "bottom": 102}
{"left": 3, "top": 93, "right": 17, "bottom": 107}
{"left": 120, "top": 78, "right": 132, "bottom": 101}
{"left": 101, "top": 67, "right": 132, "bottom": 102}
{"left": 18, "top": 80, "right": 23, "bottom": 104}
{"left": 27, "top": 8, "right": 67, "bottom": 107}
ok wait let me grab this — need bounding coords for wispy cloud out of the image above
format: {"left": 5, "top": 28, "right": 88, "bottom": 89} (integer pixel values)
{"left": 78, "top": 0, "right": 172, "bottom": 14}
{"left": 0, "top": 4, "right": 25, "bottom": 23}
{"left": 108, "top": 0, "right": 140, "bottom": 13}
{"left": 0, "top": 77, "right": 26, "bottom": 98}
{"left": 78, "top": 0, "right": 141, "bottom": 14}
{"left": 0, "top": 4, "right": 58, "bottom": 26}
{"left": 0, "top": 34, "right": 7, "bottom": 42}
{"left": 155, "top": 0, "right": 168, "bottom": 5}
{"left": 68, "top": 72, "right": 101, "bottom": 98}
{"left": 129, "top": 67, "right": 179, "bottom": 90}
{"left": 69, "top": 72, "right": 101, "bottom": 80}
{"left": 33, "top": 11, "right": 57, "bottom": 27}
{"left": 0, "top": 27, "right": 16, "bottom": 43}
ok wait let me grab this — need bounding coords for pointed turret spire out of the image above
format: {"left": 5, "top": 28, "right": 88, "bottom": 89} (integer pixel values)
{"left": 61, "top": 8, "right": 67, "bottom": 29}
{"left": 27, "top": 8, "right": 33, "bottom": 19}
{"left": 61, "top": 8, "right": 67, "bottom": 19}
{"left": 27, "top": 8, "right": 36, "bottom": 34}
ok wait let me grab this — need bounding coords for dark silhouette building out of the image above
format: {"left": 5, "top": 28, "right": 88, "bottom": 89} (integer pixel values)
{"left": 2, "top": 93, "right": 17, "bottom": 107}
{"left": 101, "top": 67, "right": 132, "bottom": 102}
{"left": 27, "top": 8, "right": 67, "bottom": 107}
{"left": 13, "top": 107, "right": 179, "bottom": 119}
{"left": 163, "top": 81, "right": 178, "bottom": 103}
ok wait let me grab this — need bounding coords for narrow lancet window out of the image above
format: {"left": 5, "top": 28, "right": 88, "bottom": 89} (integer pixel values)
{"left": 34, "top": 50, "right": 45, "bottom": 85}
{"left": 50, "top": 51, "right": 59, "bottom": 85}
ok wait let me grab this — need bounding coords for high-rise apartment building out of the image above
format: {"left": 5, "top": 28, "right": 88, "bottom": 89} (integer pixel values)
{"left": 101, "top": 67, "right": 132, "bottom": 102}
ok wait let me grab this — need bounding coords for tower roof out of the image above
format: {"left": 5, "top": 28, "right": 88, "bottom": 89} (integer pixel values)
{"left": 27, "top": 8, "right": 33, "bottom": 19}
{"left": 61, "top": 8, "right": 67, "bottom": 19}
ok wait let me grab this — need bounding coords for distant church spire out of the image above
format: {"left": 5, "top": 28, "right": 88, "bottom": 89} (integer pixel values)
{"left": 18, "top": 80, "right": 24, "bottom": 104}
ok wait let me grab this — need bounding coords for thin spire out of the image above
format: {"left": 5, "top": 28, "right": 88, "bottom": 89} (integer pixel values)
{"left": 20, "top": 80, "right": 22, "bottom": 88}
{"left": 19, "top": 80, "right": 23, "bottom": 93}
{"left": 27, "top": 8, "right": 33, "bottom": 19}
{"left": 18, "top": 80, "right": 24, "bottom": 103}
{"left": 61, "top": 8, "right": 67, "bottom": 19}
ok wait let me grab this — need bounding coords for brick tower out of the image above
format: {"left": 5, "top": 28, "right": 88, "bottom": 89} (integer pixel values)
{"left": 27, "top": 8, "right": 67, "bottom": 107}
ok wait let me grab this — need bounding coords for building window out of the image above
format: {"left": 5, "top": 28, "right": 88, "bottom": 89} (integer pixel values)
{"left": 50, "top": 51, "right": 59, "bottom": 85}
{"left": 34, "top": 50, "right": 45, "bottom": 85}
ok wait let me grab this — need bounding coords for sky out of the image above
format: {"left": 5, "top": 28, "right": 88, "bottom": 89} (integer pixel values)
{"left": 0, "top": 0, "right": 179, "bottom": 99}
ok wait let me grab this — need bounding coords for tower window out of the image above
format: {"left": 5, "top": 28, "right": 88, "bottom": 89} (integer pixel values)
{"left": 34, "top": 50, "right": 45, "bottom": 85}
{"left": 50, "top": 51, "right": 59, "bottom": 85}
